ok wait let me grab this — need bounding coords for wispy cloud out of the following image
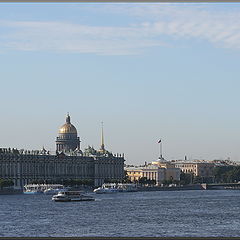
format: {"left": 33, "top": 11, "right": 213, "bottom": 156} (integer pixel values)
{"left": 0, "top": 5, "right": 240, "bottom": 55}
{"left": 0, "top": 20, "right": 166, "bottom": 55}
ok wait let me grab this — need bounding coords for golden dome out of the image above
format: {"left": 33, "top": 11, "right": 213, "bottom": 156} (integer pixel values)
{"left": 59, "top": 123, "right": 77, "bottom": 134}
{"left": 58, "top": 114, "right": 77, "bottom": 134}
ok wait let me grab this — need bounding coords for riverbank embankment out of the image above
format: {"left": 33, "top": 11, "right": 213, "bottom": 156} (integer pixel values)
{"left": 137, "top": 184, "right": 205, "bottom": 192}
{"left": 0, "top": 188, "right": 22, "bottom": 195}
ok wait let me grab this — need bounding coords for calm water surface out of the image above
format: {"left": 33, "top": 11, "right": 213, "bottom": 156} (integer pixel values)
{"left": 0, "top": 190, "right": 240, "bottom": 237}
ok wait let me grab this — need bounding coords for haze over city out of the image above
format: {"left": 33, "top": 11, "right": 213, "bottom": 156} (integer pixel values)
{"left": 1, "top": 3, "right": 240, "bottom": 165}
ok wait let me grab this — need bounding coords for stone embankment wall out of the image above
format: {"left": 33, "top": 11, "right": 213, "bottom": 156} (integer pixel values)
{"left": 0, "top": 188, "right": 22, "bottom": 195}
{"left": 137, "top": 184, "right": 205, "bottom": 191}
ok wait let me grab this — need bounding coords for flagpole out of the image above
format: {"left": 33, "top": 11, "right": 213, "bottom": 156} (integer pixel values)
{"left": 158, "top": 139, "right": 162, "bottom": 159}
{"left": 159, "top": 142, "right": 160, "bottom": 159}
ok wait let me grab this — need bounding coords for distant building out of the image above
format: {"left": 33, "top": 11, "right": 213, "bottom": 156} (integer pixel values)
{"left": 125, "top": 166, "right": 143, "bottom": 182}
{"left": 212, "top": 159, "right": 238, "bottom": 166}
{"left": 173, "top": 162, "right": 214, "bottom": 178}
{"left": 125, "top": 158, "right": 181, "bottom": 185}
{"left": 0, "top": 114, "right": 125, "bottom": 188}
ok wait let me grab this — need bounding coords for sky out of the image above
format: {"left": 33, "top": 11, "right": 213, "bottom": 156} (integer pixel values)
{"left": 1, "top": 3, "right": 240, "bottom": 165}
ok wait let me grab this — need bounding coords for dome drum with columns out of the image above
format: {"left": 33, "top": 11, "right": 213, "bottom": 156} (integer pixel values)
{"left": 56, "top": 114, "right": 80, "bottom": 152}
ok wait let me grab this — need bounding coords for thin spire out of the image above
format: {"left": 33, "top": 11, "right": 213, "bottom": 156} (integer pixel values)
{"left": 100, "top": 121, "right": 105, "bottom": 151}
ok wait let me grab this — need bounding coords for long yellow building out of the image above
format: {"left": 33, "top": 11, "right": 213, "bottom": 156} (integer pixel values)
{"left": 173, "top": 162, "right": 214, "bottom": 178}
{"left": 126, "top": 159, "right": 181, "bottom": 185}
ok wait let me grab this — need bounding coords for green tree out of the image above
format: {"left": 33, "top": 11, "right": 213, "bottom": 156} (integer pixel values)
{"left": 213, "top": 166, "right": 233, "bottom": 183}
{"left": 122, "top": 170, "right": 132, "bottom": 183}
{"left": 138, "top": 177, "right": 148, "bottom": 185}
{"left": 0, "top": 179, "right": 14, "bottom": 189}
{"left": 180, "top": 172, "right": 192, "bottom": 185}
{"left": 138, "top": 177, "right": 156, "bottom": 186}
{"left": 162, "top": 179, "right": 172, "bottom": 185}
{"left": 172, "top": 180, "right": 180, "bottom": 185}
{"left": 104, "top": 178, "right": 121, "bottom": 184}
{"left": 213, "top": 166, "right": 239, "bottom": 183}
{"left": 193, "top": 176, "right": 202, "bottom": 184}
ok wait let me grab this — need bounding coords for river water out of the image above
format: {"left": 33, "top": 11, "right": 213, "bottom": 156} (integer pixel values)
{"left": 0, "top": 190, "right": 240, "bottom": 237}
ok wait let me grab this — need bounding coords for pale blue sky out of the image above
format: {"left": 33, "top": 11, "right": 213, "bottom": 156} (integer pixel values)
{"left": 1, "top": 3, "right": 240, "bottom": 165}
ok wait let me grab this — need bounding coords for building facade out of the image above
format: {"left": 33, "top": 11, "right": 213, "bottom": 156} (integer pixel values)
{"left": 0, "top": 115, "right": 125, "bottom": 188}
{"left": 173, "top": 162, "right": 215, "bottom": 178}
{"left": 126, "top": 167, "right": 142, "bottom": 183}
{"left": 126, "top": 159, "right": 181, "bottom": 185}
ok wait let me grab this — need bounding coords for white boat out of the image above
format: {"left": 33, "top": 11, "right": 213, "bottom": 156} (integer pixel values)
{"left": 93, "top": 183, "right": 138, "bottom": 194}
{"left": 24, "top": 189, "right": 43, "bottom": 194}
{"left": 23, "top": 184, "right": 44, "bottom": 194}
{"left": 52, "top": 191, "right": 95, "bottom": 202}
{"left": 24, "top": 184, "right": 66, "bottom": 195}
{"left": 44, "top": 185, "right": 67, "bottom": 195}
{"left": 93, "top": 183, "right": 119, "bottom": 194}
{"left": 117, "top": 183, "right": 138, "bottom": 192}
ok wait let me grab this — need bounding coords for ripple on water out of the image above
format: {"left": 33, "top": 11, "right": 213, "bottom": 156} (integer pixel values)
{"left": 1, "top": 190, "right": 240, "bottom": 237}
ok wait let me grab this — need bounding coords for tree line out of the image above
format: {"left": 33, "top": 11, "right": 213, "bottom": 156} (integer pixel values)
{"left": 213, "top": 166, "right": 240, "bottom": 183}
{"left": 179, "top": 166, "right": 240, "bottom": 185}
{"left": 30, "top": 179, "right": 94, "bottom": 186}
{"left": 0, "top": 179, "right": 14, "bottom": 189}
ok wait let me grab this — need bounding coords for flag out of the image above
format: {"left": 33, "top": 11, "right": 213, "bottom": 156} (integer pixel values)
{"left": 158, "top": 139, "right": 161, "bottom": 143}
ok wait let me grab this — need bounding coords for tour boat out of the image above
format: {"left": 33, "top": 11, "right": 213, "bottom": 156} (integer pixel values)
{"left": 117, "top": 183, "right": 138, "bottom": 192}
{"left": 93, "top": 183, "right": 119, "bottom": 194}
{"left": 23, "top": 184, "right": 44, "bottom": 194}
{"left": 93, "top": 183, "right": 138, "bottom": 194}
{"left": 52, "top": 191, "right": 95, "bottom": 202}
{"left": 24, "top": 184, "right": 66, "bottom": 195}
{"left": 44, "top": 185, "right": 68, "bottom": 195}
{"left": 24, "top": 189, "right": 43, "bottom": 194}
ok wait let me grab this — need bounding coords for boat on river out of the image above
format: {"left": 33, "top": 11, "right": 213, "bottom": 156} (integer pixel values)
{"left": 24, "top": 184, "right": 66, "bottom": 194}
{"left": 118, "top": 183, "right": 138, "bottom": 192}
{"left": 24, "top": 184, "right": 44, "bottom": 194}
{"left": 52, "top": 191, "right": 95, "bottom": 202}
{"left": 44, "top": 185, "right": 68, "bottom": 195}
{"left": 93, "top": 183, "right": 119, "bottom": 194}
{"left": 93, "top": 183, "right": 138, "bottom": 194}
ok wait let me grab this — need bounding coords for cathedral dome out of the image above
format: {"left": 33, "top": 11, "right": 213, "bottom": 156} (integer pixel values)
{"left": 58, "top": 114, "right": 77, "bottom": 134}
{"left": 56, "top": 114, "right": 80, "bottom": 152}
{"left": 59, "top": 123, "right": 77, "bottom": 134}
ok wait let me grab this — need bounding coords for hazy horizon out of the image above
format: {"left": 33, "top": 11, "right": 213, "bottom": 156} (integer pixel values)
{"left": 1, "top": 3, "right": 240, "bottom": 165}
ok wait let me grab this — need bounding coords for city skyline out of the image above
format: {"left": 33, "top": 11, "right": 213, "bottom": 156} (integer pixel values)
{"left": 1, "top": 3, "right": 240, "bottom": 164}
